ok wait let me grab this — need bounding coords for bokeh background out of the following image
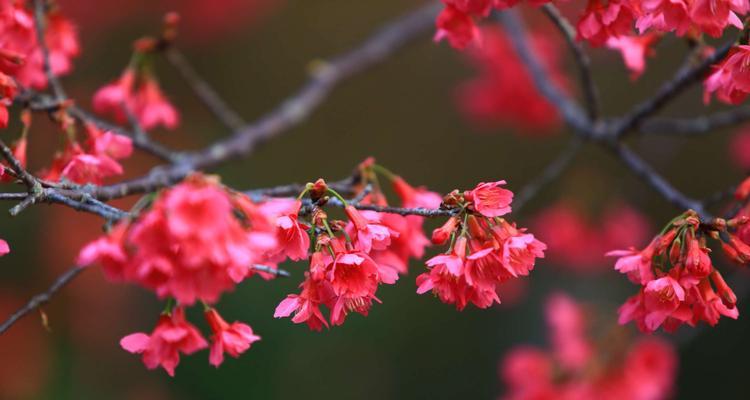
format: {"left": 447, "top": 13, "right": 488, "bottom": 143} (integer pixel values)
{"left": 1, "top": 0, "right": 749, "bottom": 398}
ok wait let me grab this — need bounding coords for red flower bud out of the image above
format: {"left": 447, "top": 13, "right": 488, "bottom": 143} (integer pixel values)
{"left": 432, "top": 216, "right": 459, "bottom": 245}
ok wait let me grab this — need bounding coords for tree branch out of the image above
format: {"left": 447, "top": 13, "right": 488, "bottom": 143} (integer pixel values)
{"left": 164, "top": 48, "right": 246, "bottom": 132}
{"left": 612, "top": 41, "right": 735, "bottom": 137}
{"left": 0, "top": 265, "right": 86, "bottom": 335}
{"left": 32, "top": 0, "right": 66, "bottom": 101}
{"left": 496, "top": 10, "right": 593, "bottom": 136}
{"left": 609, "top": 143, "right": 710, "bottom": 217}
{"left": 513, "top": 137, "right": 584, "bottom": 212}
{"left": 640, "top": 107, "right": 750, "bottom": 135}
{"left": 540, "top": 4, "right": 600, "bottom": 120}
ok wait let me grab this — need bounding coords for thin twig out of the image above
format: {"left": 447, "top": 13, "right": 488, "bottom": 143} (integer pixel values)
{"left": 612, "top": 40, "right": 735, "bottom": 137}
{"left": 250, "top": 265, "right": 291, "bottom": 278}
{"left": 540, "top": 4, "right": 600, "bottom": 120}
{"left": 165, "top": 48, "right": 246, "bottom": 132}
{"left": 513, "top": 137, "right": 584, "bottom": 213}
{"left": 58, "top": 2, "right": 440, "bottom": 203}
{"left": 640, "top": 107, "right": 750, "bottom": 135}
{"left": 0, "top": 265, "right": 86, "bottom": 335}
{"left": 496, "top": 10, "right": 593, "bottom": 136}
{"left": 32, "top": 0, "right": 66, "bottom": 100}
{"left": 23, "top": 91, "right": 181, "bottom": 163}
{"left": 609, "top": 143, "right": 710, "bottom": 217}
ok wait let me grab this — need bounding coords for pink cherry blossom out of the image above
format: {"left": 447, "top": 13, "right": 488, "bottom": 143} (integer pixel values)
{"left": 204, "top": 308, "right": 260, "bottom": 367}
{"left": 434, "top": 5, "right": 480, "bottom": 50}
{"left": 466, "top": 180, "right": 513, "bottom": 217}
{"left": 120, "top": 307, "right": 208, "bottom": 376}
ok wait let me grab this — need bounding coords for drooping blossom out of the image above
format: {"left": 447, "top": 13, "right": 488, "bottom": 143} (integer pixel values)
{"left": 636, "top": 0, "right": 692, "bottom": 35}
{"left": 704, "top": 45, "right": 750, "bottom": 105}
{"left": 344, "top": 205, "right": 395, "bottom": 254}
{"left": 41, "top": 124, "right": 133, "bottom": 184}
{"left": 93, "top": 69, "right": 179, "bottom": 130}
{"left": 0, "top": 3, "right": 78, "bottom": 125}
{"left": 636, "top": 0, "right": 748, "bottom": 38}
{"left": 273, "top": 200, "right": 310, "bottom": 261}
{"left": 499, "top": 293, "right": 677, "bottom": 400}
{"left": 275, "top": 234, "right": 398, "bottom": 328}
{"left": 92, "top": 68, "right": 136, "bottom": 123}
{"left": 457, "top": 27, "right": 568, "bottom": 133}
{"left": 369, "top": 176, "right": 441, "bottom": 274}
{"left": 434, "top": 4, "right": 481, "bottom": 50}
{"left": 610, "top": 210, "right": 742, "bottom": 333}
{"left": 689, "top": 0, "right": 747, "bottom": 37}
{"left": 274, "top": 269, "right": 334, "bottom": 331}
{"left": 205, "top": 308, "right": 261, "bottom": 367}
{"left": 434, "top": 0, "right": 554, "bottom": 49}
{"left": 120, "top": 307, "right": 208, "bottom": 376}
{"left": 274, "top": 172, "right": 439, "bottom": 328}
{"left": 576, "top": 0, "right": 637, "bottom": 47}
{"left": 133, "top": 78, "right": 180, "bottom": 129}
{"left": 606, "top": 33, "right": 661, "bottom": 79}
{"left": 77, "top": 174, "right": 281, "bottom": 305}
{"left": 0, "top": 4, "right": 80, "bottom": 89}
{"left": 416, "top": 181, "right": 545, "bottom": 309}
{"left": 465, "top": 180, "right": 513, "bottom": 217}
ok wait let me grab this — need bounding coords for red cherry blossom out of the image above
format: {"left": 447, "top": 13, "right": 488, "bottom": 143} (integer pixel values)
{"left": 576, "top": 0, "right": 636, "bottom": 47}
{"left": 704, "top": 45, "right": 750, "bottom": 105}
{"left": 78, "top": 175, "right": 280, "bottom": 305}
{"left": 606, "top": 33, "right": 660, "bottom": 79}
{"left": 434, "top": 5, "right": 480, "bottom": 50}
{"left": 120, "top": 307, "right": 208, "bottom": 377}
{"left": 466, "top": 180, "right": 513, "bottom": 217}
{"left": 204, "top": 308, "right": 260, "bottom": 367}
{"left": 274, "top": 200, "right": 310, "bottom": 261}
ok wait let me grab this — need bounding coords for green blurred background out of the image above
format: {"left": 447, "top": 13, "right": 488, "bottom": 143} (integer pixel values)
{"left": 1, "top": 0, "right": 749, "bottom": 398}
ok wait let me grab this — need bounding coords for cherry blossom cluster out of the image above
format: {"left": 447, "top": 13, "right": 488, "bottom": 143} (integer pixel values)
{"left": 92, "top": 13, "right": 180, "bottom": 131}
{"left": 0, "top": 2, "right": 143, "bottom": 188}
{"left": 500, "top": 293, "right": 677, "bottom": 399}
{"left": 273, "top": 166, "right": 443, "bottom": 329}
{"left": 436, "top": 0, "right": 748, "bottom": 50}
{"left": 416, "top": 181, "right": 546, "bottom": 310}
{"left": 436, "top": 0, "right": 750, "bottom": 92}
{"left": 704, "top": 45, "right": 750, "bottom": 105}
{"left": 74, "top": 159, "right": 545, "bottom": 374}
{"left": 0, "top": 0, "right": 78, "bottom": 126}
{"left": 434, "top": 0, "right": 549, "bottom": 49}
{"left": 609, "top": 208, "right": 750, "bottom": 333}
{"left": 77, "top": 174, "right": 288, "bottom": 374}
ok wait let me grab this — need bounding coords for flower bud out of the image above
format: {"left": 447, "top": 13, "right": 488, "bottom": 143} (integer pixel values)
{"left": 432, "top": 216, "right": 459, "bottom": 245}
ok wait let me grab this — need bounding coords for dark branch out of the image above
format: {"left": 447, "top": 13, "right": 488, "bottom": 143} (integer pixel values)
{"left": 165, "top": 48, "right": 246, "bottom": 132}
{"left": 0, "top": 265, "right": 86, "bottom": 335}
{"left": 62, "top": 2, "right": 439, "bottom": 204}
{"left": 32, "top": 0, "right": 66, "bottom": 101}
{"left": 513, "top": 137, "right": 584, "bottom": 213}
{"left": 640, "top": 107, "right": 750, "bottom": 135}
{"left": 609, "top": 143, "right": 710, "bottom": 217}
{"left": 612, "top": 41, "right": 735, "bottom": 137}
{"left": 540, "top": 4, "right": 600, "bottom": 120}
{"left": 496, "top": 10, "right": 593, "bottom": 136}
